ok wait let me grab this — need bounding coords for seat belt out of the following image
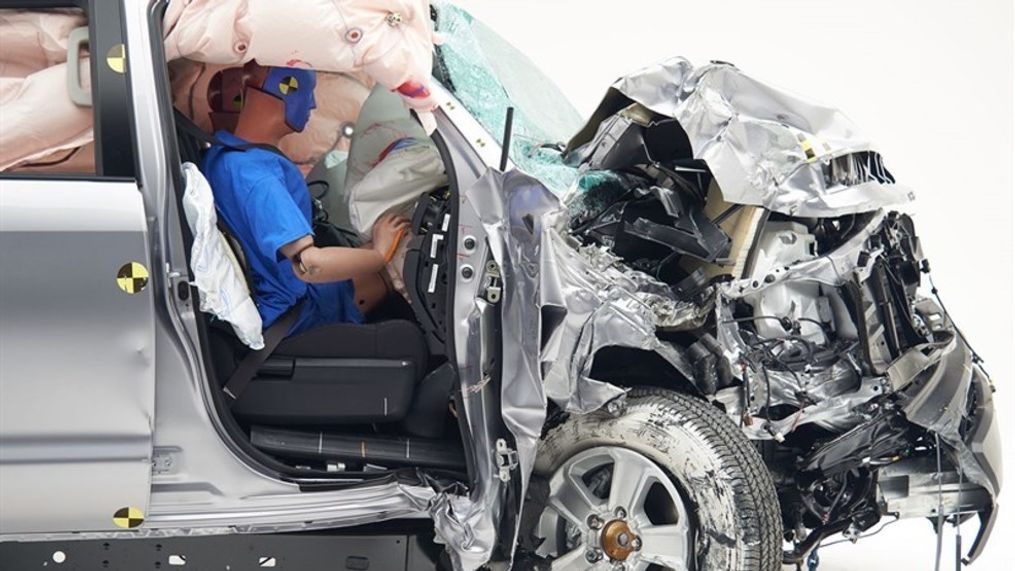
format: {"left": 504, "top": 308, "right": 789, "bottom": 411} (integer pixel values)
{"left": 222, "top": 302, "right": 304, "bottom": 402}
{"left": 173, "top": 108, "right": 287, "bottom": 157}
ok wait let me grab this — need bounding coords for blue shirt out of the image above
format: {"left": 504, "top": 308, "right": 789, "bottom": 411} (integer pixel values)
{"left": 202, "top": 131, "right": 363, "bottom": 334}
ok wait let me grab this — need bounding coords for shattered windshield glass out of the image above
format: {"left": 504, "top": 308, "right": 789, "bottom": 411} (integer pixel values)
{"left": 432, "top": 3, "right": 584, "bottom": 194}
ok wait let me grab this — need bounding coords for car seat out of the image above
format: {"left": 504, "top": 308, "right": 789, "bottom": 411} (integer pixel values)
{"left": 174, "top": 111, "right": 448, "bottom": 433}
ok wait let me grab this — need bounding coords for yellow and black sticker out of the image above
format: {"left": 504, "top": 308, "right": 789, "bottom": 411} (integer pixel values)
{"left": 278, "top": 76, "right": 299, "bottom": 95}
{"left": 112, "top": 506, "right": 144, "bottom": 529}
{"left": 106, "top": 44, "right": 127, "bottom": 74}
{"left": 800, "top": 138, "right": 816, "bottom": 161}
{"left": 116, "top": 262, "right": 149, "bottom": 295}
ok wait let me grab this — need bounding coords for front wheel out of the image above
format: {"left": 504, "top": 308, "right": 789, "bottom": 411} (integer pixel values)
{"left": 534, "top": 388, "right": 782, "bottom": 570}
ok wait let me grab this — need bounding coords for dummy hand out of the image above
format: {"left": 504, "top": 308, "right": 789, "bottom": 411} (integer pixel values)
{"left": 372, "top": 213, "right": 411, "bottom": 263}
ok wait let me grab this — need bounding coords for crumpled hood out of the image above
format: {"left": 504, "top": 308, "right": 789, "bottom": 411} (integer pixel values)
{"left": 567, "top": 57, "right": 914, "bottom": 217}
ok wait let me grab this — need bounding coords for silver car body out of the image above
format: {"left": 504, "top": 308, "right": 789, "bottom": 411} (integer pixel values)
{"left": 0, "top": 2, "right": 1001, "bottom": 569}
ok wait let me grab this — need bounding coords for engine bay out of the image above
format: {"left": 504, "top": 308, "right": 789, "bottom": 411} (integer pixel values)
{"left": 558, "top": 71, "right": 1001, "bottom": 563}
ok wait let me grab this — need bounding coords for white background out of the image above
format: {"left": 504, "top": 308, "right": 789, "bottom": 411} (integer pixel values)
{"left": 452, "top": 1, "right": 1014, "bottom": 569}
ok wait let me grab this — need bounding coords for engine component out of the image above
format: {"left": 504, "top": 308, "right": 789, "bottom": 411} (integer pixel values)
{"left": 801, "top": 410, "right": 914, "bottom": 476}
{"left": 743, "top": 222, "right": 828, "bottom": 344}
{"left": 571, "top": 184, "right": 731, "bottom": 282}
{"left": 565, "top": 102, "right": 693, "bottom": 172}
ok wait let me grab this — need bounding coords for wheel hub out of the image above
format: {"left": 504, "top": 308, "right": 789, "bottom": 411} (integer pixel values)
{"left": 600, "top": 518, "right": 640, "bottom": 562}
{"left": 537, "top": 446, "right": 693, "bottom": 569}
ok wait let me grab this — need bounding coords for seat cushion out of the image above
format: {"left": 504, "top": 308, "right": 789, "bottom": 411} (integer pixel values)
{"left": 273, "top": 319, "right": 428, "bottom": 379}
{"left": 229, "top": 319, "right": 430, "bottom": 425}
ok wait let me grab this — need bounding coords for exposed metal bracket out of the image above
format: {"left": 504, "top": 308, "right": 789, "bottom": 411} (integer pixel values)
{"left": 495, "top": 439, "right": 518, "bottom": 483}
{"left": 481, "top": 260, "right": 502, "bottom": 305}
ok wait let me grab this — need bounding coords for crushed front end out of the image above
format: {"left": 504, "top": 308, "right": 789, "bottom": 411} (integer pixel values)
{"left": 560, "top": 57, "right": 1002, "bottom": 564}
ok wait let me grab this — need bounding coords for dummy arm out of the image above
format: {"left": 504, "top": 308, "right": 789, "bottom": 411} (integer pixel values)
{"left": 281, "top": 213, "right": 409, "bottom": 284}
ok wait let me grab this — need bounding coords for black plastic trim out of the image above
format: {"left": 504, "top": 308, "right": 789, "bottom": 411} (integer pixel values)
{"left": 89, "top": 0, "right": 138, "bottom": 178}
{"left": 0, "top": 529, "right": 440, "bottom": 571}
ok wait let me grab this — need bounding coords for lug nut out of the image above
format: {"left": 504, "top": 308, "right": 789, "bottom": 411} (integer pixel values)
{"left": 587, "top": 514, "right": 603, "bottom": 529}
{"left": 614, "top": 507, "right": 627, "bottom": 519}
{"left": 631, "top": 537, "right": 642, "bottom": 551}
{"left": 585, "top": 548, "right": 603, "bottom": 563}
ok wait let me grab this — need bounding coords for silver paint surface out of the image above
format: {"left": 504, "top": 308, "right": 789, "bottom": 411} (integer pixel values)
{"left": 0, "top": 180, "right": 156, "bottom": 534}
{"left": 569, "top": 57, "right": 914, "bottom": 217}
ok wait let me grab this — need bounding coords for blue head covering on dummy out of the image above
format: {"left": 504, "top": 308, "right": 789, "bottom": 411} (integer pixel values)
{"left": 250, "top": 66, "right": 317, "bottom": 132}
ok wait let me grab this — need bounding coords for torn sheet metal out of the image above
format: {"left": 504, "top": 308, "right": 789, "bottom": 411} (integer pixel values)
{"left": 761, "top": 359, "right": 860, "bottom": 411}
{"left": 438, "top": 170, "right": 698, "bottom": 569}
{"left": 465, "top": 168, "right": 554, "bottom": 490}
{"left": 539, "top": 217, "right": 697, "bottom": 413}
{"left": 710, "top": 208, "right": 1000, "bottom": 503}
{"left": 894, "top": 325, "right": 1001, "bottom": 499}
{"left": 434, "top": 169, "right": 558, "bottom": 570}
{"left": 428, "top": 293, "right": 500, "bottom": 570}
{"left": 717, "top": 376, "right": 887, "bottom": 439}
{"left": 712, "top": 210, "right": 895, "bottom": 436}
{"left": 567, "top": 57, "right": 914, "bottom": 217}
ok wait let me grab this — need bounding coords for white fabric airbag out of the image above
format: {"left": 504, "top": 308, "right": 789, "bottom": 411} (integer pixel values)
{"left": 347, "top": 138, "right": 446, "bottom": 238}
{"left": 181, "top": 162, "right": 264, "bottom": 349}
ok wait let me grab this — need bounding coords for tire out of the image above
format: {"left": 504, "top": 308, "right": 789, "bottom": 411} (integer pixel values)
{"left": 534, "top": 388, "right": 781, "bottom": 570}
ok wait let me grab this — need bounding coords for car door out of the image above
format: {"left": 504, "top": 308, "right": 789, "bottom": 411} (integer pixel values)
{"left": 0, "top": 0, "right": 156, "bottom": 535}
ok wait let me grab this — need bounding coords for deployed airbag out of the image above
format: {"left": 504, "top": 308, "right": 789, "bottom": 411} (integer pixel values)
{"left": 181, "top": 162, "right": 264, "bottom": 349}
{"left": 0, "top": 10, "right": 92, "bottom": 171}
{"left": 163, "top": 0, "right": 438, "bottom": 111}
{"left": 2, "top": 1, "right": 439, "bottom": 171}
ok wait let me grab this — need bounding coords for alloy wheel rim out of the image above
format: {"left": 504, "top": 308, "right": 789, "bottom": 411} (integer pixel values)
{"left": 537, "top": 446, "right": 694, "bottom": 570}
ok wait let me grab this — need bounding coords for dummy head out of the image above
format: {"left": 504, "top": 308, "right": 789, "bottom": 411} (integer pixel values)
{"left": 208, "top": 61, "right": 317, "bottom": 134}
